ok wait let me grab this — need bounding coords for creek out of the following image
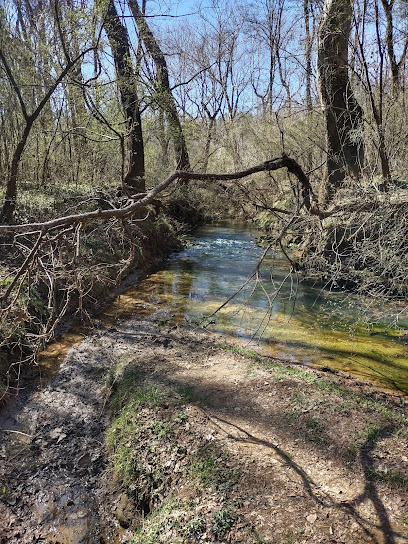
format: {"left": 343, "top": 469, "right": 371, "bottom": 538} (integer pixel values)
{"left": 39, "top": 221, "right": 408, "bottom": 394}
{"left": 104, "top": 221, "right": 408, "bottom": 394}
{"left": 5, "top": 220, "right": 408, "bottom": 544}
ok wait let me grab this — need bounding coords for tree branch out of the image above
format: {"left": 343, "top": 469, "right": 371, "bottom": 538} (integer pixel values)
{"left": 33, "top": 46, "right": 95, "bottom": 124}
{"left": 0, "top": 156, "right": 318, "bottom": 233}
{"left": 0, "top": 49, "right": 29, "bottom": 121}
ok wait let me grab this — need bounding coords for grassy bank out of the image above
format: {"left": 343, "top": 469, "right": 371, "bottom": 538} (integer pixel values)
{"left": 103, "top": 325, "right": 408, "bottom": 544}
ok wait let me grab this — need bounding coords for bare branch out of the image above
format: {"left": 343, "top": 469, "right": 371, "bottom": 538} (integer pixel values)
{"left": 1, "top": 231, "right": 43, "bottom": 305}
{"left": 33, "top": 46, "right": 95, "bottom": 124}
{"left": 0, "top": 156, "right": 318, "bottom": 234}
{"left": 0, "top": 49, "right": 29, "bottom": 121}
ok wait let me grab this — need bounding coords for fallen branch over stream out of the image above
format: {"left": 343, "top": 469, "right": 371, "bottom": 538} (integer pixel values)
{"left": 0, "top": 155, "right": 320, "bottom": 379}
{"left": 0, "top": 156, "right": 319, "bottom": 234}
{"left": 1, "top": 154, "right": 408, "bottom": 372}
{"left": 1, "top": 155, "right": 407, "bottom": 236}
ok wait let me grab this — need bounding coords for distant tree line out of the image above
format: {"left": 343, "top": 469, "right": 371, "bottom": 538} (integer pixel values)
{"left": 1, "top": 0, "right": 408, "bottom": 221}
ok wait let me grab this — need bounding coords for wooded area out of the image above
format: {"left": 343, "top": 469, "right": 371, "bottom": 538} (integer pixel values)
{"left": 3, "top": 3, "right": 408, "bottom": 543}
{"left": 1, "top": 0, "right": 408, "bottom": 382}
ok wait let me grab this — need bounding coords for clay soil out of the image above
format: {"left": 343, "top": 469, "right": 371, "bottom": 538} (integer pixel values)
{"left": 1, "top": 307, "right": 408, "bottom": 544}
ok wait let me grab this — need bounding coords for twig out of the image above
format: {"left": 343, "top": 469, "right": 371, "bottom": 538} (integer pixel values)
{"left": 0, "top": 231, "right": 43, "bottom": 305}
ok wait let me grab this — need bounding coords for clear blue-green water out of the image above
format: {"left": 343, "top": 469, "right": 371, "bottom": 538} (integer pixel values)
{"left": 109, "top": 222, "right": 408, "bottom": 393}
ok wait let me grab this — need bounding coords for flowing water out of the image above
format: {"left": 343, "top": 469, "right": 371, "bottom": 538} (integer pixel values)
{"left": 12, "top": 220, "right": 406, "bottom": 542}
{"left": 105, "top": 221, "right": 408, "bottom": 394}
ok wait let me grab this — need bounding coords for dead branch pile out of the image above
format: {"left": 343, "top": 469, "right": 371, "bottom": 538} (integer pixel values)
{"left": 303, "top": 187, "right": 408, "bottom": 299}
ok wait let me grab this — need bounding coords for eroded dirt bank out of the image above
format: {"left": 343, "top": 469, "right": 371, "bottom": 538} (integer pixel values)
{"left": 1, "top": 310, "right": 408, "bottom": 544}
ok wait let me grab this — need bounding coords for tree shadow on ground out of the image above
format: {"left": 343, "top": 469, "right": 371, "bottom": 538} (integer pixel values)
{"left": 207, "top": 415, "right": 405, "bottom": 544}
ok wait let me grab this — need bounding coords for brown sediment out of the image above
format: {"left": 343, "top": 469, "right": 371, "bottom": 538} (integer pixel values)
{"left": 0, "top": 309, "right": 407, "bottom": 543}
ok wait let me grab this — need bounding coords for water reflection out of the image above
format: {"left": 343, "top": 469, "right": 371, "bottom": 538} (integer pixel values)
{"left": 116, "top": 223, "right": 408, "bottom": 393}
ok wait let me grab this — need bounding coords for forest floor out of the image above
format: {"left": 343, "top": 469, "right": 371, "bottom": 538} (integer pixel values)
{"left": 1, "top": 305, "right": 408, "bottom": 544}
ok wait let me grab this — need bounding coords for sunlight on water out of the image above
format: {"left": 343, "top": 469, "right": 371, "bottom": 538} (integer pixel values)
{"left": 37, "top": 222, "right": 408, "bottom": 394}
{"left": 113, "top": 222, "right": 408, "bottom": 394}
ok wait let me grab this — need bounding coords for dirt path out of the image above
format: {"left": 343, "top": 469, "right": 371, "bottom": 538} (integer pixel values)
{"left": 1, "top": 312, "right": 408, "bottom": 543}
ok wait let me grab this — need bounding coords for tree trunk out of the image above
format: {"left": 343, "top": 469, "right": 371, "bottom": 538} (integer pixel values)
{"left": 127, "top": 0, "right": 190, "bottom": 171}
{"left": 202, "top": 114, "right": 217, "bottom": 173}
{"left": 304, "top": 0, "right": 312, "bottom": 112}
{"left": 0, "top": 45, "right": 94, "bottom": 223}
{"left": 59, "top": 0, "right": 91, "bottom": 143}
{"left": 157, "top": 109, "right": 170, "bottom": 170}
{"left": 0, "top": 123, "right": 31, "bottom": 223}
{"left": 381, "top": 0, "right": 408, "bottom": 95}
{"left": 317, "top": 0, "right": 364, "bottom": 202}
{"left": 104, "top": 0, "right": 145, "bottom": 193}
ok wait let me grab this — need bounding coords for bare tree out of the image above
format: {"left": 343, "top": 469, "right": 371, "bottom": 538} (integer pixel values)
{"left": 380, "top": 0, "right": 408, "bottom": 93}
{"left": 104, "top": 0, "right": 145, "bottom": 193}
{"left": 352, "top": 0, "right": 395, "bottom": 189}
{"left": 317, "top": 0, "right": 364, "bottom": 202}
{"left": 128, "top": 0, "right": 190, "bottom": 171}
{"left": 54, "top": 0, "right": 90, "bottom": 137}
{"left": 0, "top": 44, "right": 95, "bottom": 223}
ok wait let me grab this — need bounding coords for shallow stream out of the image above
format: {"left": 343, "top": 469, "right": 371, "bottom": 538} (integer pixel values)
{"left": 40, "top": 221, "right": 408, "bottom": 394}
{"left": 105, "top": 221, "right": 408, "bottom": 394}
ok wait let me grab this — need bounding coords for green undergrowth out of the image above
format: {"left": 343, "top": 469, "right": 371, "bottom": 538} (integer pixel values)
{"left": 105, "top": 356, "right": 244, "bottom": 543}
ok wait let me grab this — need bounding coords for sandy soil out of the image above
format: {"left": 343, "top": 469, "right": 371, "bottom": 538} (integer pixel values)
{"left": 1, "top": 310, "right": 408, "bottom": 544}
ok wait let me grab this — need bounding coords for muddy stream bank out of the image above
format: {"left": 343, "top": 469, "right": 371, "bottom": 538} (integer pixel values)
{"left": 105, "top": 222, "right": 408, "bottom": 393}
{"left": 1, "top": 221, "right": 408, "bottom": 543}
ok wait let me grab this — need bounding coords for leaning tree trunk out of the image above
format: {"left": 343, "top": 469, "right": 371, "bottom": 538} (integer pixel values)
{"left": 128, "top": 0, "right": 190, "bottom": 171}
{"left": 317, "top": 0, "right": 364, "bottom": 203}
{"left": 104, "top": 0, "right": 145, "bottom": 193}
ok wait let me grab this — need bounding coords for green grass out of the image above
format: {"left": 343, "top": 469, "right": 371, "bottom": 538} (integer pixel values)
{"left": 361, "top": 422, "right": 384, "bottom": 442}
{"left": 190, "top": 444, "right": 219, "bottom": 486}
{"left": 369, "top": 469, "right": 408, "bottom": 489}
{"left": 211, "top": 507, "right": 237, "bottom": 537}
{"left": 131, "top": 499, "right": 184, "bottom": 544}
{"left": 185, "top": 516, "right": 206, "bottom": 537}
{"left": 106, "top": 376, "right": 168, "bottom": 495}
{"left": 152, "top": 421, "right": 170, "bottom": 438}
{"left": 220, "top": 344, "right": 408, "bottom": 426}
{"left": 305, "top": 417, "right": 327, "bottom": 444}
{"left": 190, "top": 443, "right": 240, "bottom": 492}
{"left": 108, "top": 362, "right": 165, "bottom": 414}
{"left": 105, "top": 359, "right": 242, "bottom": 543}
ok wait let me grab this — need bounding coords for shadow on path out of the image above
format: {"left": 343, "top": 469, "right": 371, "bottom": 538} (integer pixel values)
{"left": 207, "top": 414, "right": 406, "bottom": 544}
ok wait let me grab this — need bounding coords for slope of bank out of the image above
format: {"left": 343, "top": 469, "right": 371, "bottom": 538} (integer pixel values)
{"left": 0, "top": 208, "right": 190, "bottom": 403}
{"left": 1, "top": 305, "right": 408, "bottom": 544}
